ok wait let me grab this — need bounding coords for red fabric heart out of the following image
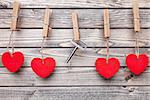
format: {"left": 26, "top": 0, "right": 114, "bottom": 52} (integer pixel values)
{"left": 31, "top": 57, "right": 56, "bottom": 78}
{"left": 2, "top": 52, "right": 24, "bottom": 72}
{"left": 126, "top": 54, "right": 148, "bottom": 75}
{"left": 95, "top": 58, "right": 120, "bottom": 79}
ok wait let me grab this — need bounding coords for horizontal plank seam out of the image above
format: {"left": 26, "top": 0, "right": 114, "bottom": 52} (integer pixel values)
{"left": 0, "top": 85, "right": 150, "bottom": 87}
{"left": 0, "top": 47, "right": 149, "bottom": 48}
{"left": 0, "top": 27, "right": 150, "bottom": 29}
{"left": 0, "top": 8, "right": 150, "bottom": 9}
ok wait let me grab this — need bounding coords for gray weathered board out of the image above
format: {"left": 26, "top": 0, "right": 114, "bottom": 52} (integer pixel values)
{"left": 0, "top": 0, "right": 150, "bottom": 100}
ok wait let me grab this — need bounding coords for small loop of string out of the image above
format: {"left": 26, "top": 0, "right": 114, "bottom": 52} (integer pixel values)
{"left": 135, "top": 32, "right": 140, "bottom": 57}
{"left": 106, "top": 38, "right": 109, "bottom": 62}
{"left": 7, "top": 30, "right": 14, "bottom": 53}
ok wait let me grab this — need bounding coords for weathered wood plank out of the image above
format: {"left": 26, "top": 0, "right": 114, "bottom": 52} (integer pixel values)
{"left": 0, "top": 29, "right": 149, "bottom": 47}
{"left": 0, "top": 9, "right": 150, "bottom": 28}
{"left": 0, "top": 0, "right": 150, "bottom": 8}
{"left": 0, "top": 87, "right": 150, "bottom": 100}
{"left": 0, "top": 67, "right": 149, "bottom": 86}
{"left": 0, "top": 1, "right": 149, "bottom": 99}
{"left": 0, "top": 48, "right": 149, "bottom": 66}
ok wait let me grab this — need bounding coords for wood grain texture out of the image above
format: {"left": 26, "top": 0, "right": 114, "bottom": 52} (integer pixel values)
{"left": 0, "top": 67, "right": 149, "bottom": 86}
{"left": 0, "top": 9, "right": 150, "bottom": 28}
{"left": 0, "top": 87, "right": 149, "bottom": 100}
{"left": 0, "top": 0, "right": 150, "bottom": 8}
{"left": 0, "top": 0, "right": 150, "bottom": 99}
{"left": 0, "top": 48, "right": 149, "bottom": 66}
{"left": 0, "top": 29, "right": 149, "bottom": 47}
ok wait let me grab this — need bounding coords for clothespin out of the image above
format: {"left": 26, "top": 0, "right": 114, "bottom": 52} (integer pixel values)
{"left": 7, "top": 1, "right": 20, "bottom": 53}
{"left": 132, "top": 0, "right": 141, "bottom": 56}
{"left": 11, "top": 1, "right": 20, "bottom": 31}
{"left": 72, "top": 11, "right": 80, "bottom": 41}
{"left": 103, "top": 9, "right": 110, "bottom": 38}
{"left": 133, "top": 0, "right": 140, "bottom": 32}
{"left": 40, "top": 9, "right": 53, "bottom": 59}
{"left": 103, "top": 9, "right": 110, "bottom": 62}
{"left": 42, "top": 9, "right": 52, "bottom": 38}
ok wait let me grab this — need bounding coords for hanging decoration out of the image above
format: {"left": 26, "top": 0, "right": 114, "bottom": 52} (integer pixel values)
{"left": 126, "top": 0, "right": 149, "bottom": 75}
{"left": 31, "top": 9, "right": 56, "bottom": 78}
{"left": 95, "top": 9, "right": 120, "bottom": 79}
{"left": 2, "top": 1, "right": 24, "bottom": 72}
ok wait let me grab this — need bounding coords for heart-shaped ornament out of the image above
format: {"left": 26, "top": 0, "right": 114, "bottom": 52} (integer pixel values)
{"left": 126, "top": 54, "right": 148, "bottom": 75}
{"left": 2, "top": 52, "right": 24, "bottom": 72}
{"left": 31, "top": 57, "right": 56, "bottom": 78}
{"left": 95, "top": 58, "right": 120, "bottom": 79}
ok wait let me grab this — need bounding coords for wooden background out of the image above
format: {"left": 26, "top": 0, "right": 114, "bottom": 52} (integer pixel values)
{"left": 0, "top": 0, "right": 150, "bottom": 100}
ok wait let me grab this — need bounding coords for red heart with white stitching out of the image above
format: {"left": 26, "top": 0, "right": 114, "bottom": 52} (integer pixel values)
{"left": 31, "top": 57, "right": 56, "bottom": 78}
{"left": 2, "top": 52, "right": 24, "bottom": 72}
{"left": 95, "top": 58, "right": 120, "bottom": 79}
{"left": 126, "top": 54, "right": 148, "bottom": 75}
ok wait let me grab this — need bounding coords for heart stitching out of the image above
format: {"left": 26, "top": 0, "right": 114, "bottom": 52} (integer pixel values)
{"left": 31, "top": 57, "right": 56, "bottom": 78}
{"left": 95, "top": 58, "right": 120, "bottom": 79}
{"left": 126, "top": 54, "right": 148, "bottom": 75}
{"left": 2, "top": 52, "right": 24, "bottom": 72}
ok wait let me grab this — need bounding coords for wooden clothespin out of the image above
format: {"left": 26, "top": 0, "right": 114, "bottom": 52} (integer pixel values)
{"left": 103, "top": 9, "right": 110, "bottom": 38}
{"left": 42, "top": 9, "right": 52, "bottom": 38}
{"left": 103, "top": 9, "right": 111, "bottom": 61}
{"left": 72, "top": 11, "right": 80, "bottom": 41}
{"left": 11, "top": 1, "right": 20, "bottom": 31}
{"left": 133, "top": 0, "right": 140, "bottom": 32}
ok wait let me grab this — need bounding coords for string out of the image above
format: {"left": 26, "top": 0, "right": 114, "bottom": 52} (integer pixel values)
{"left": 106, "top": 38, "right": 109, "bottom": 62}
{"left": 135, "top": 32, "right": 140, "bottom": 57}
{"left": 40, "top": 37, "right": 45, "bottom": 60}
{"left": 7, "top": 30, "right": 14, "bottom": 53}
